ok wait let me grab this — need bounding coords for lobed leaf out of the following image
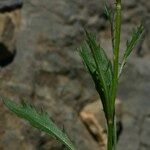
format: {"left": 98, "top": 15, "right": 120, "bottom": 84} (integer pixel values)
{"left": 119, "top": 24, "right": 144, "bottom": 76}
{"left": 2, "top": 97, "right": 75, "bottom": 150}
{"left": 124, "top": 24, "right": 144, "bottom": 59}
{"left": 79, "top": 43, "right": 108, "bottom": 118}
{"left": 85, "top": 31, "right": 113, "bottom": 93}
{"left": 79, "top": 31, "right": 113, "bottom": 120}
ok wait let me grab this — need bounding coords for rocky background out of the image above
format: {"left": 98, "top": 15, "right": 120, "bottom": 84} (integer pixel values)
{"left": 0, "top": 0, "right": 149, "bottom": 150}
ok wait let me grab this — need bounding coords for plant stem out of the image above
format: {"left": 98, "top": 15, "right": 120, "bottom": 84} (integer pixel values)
{"left": 107, "top": 0, "right": 122, "bottom": 150}
{"left": 107, "top": 116, "right": 118, "bottom": 150}
{"left": 107, "top": 119, "right": 114, "bottom": 150}
{"left": 112, "top": 0, "right": 122, "bottom": 108}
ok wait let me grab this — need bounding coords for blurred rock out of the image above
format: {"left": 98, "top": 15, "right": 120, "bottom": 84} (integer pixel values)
{"left": 117, "top": 57, "right": 150, "bottom": 150}
{"left": 123, "top": 0, "right": 137, "bottom": 8}
{"left": 140, "top": 117, "right": 150, "bottom": 147}
{"left": 0, "top": 0, "right": 149, "bottom": 149}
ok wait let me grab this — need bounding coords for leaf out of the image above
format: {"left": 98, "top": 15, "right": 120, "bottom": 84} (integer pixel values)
{"left": 104, "top": 3, "right": 113, "bottom": 24}
{"left": 85, "top": 31, "right": 113, "bottom": 91}
{"left": 79, "top": 31, "right": 113, "bottom": 120}
{"left": 79, "top": 43, "right": 108, "bottom": 117}
{"left": 119, "top": 24, "right": 144, "bottom": 76}
{"left": 2, "top": 97, "right": 76, "bottom": 150}
{"left": 104, "top": 3, "right": 114, "bottom": 49}
{"left": 79, "top": 42, "right": 96, "bottom": 74}
{"left": 124, "top": 24, "right": 144, "bottom": 59}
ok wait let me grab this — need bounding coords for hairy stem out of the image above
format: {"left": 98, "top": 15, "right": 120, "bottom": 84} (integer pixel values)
{"left": 112, "top": 0, "right": 122, "bottom": 109}
{"left": 107, "top": 0, "right": 122, "bottom": 150}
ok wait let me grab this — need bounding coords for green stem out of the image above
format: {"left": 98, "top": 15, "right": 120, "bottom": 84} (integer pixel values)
{"left": 107, "top": 119, "right": 116, "bottom": 150}
{"left": 107, "top": 1, "right": 122, "bottom": 150}
{"left": 112, "top": 0, "right": 122, "bottom": 112}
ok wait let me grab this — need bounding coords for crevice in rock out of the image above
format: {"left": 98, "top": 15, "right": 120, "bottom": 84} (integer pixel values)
{"left": 82, "top": 119, "right": 123, "bottom": 146}
{"left": 0, "top": 43, "right": 16, "bottom": 67}
{"left": 0, "top": 4, "right": 22, "bottom": 13}
{"left": 116, "top": 121, "right": 123, "bottom": 142}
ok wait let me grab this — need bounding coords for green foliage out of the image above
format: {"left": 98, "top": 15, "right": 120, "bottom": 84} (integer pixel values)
{"left": 79, "top": 1, "right": 143, "bottom": 150}
{"left": 79, "top": 31, "right": 113, "bottom": 121}
{"left": 124, "top": 25, "right": 144, "bottom": 59}
{"left": 2, "top": 97, "right": 75, "bottom": 150}
{"left": 119, "top": 25, "right": 144, "bottom": 76}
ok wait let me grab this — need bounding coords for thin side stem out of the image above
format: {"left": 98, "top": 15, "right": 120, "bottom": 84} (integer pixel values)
{"left": 118, "top": 57, "right": 125, "bottom": 77}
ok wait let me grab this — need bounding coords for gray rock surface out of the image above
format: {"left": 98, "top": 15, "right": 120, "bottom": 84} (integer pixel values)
{"left": 0, "top": 0, "right": 149, "bottom": 149}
